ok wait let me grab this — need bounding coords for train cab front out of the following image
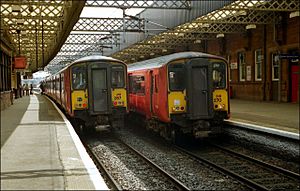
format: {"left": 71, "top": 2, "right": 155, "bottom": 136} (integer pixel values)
{"left": 168, "top": 57, "right": 229, "bottom": 138}
{"left": 71, "top": 61, "right": 127, "bottom": 130}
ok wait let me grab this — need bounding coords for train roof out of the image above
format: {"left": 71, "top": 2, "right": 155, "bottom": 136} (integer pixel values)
{"left": 127, "top": 51, "right": 226, "bottom": 71}
{"left": 48, "top": 55, "right": 126, "bottom": 77}
{"left": 72, "top": 55, "right": 122, "bottom": 64}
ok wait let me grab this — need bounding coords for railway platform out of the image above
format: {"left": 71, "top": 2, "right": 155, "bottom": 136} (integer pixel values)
{"left": 0, "top": 94, "right": 108, "bottom": 190}
{"left": 227, "top": 99, "right": 299, "bottom": 138}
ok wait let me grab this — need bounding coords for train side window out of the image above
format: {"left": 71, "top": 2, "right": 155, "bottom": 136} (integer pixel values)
{"left": 129, "top": 75, "right": 145, "bottom": 95}
{"left": 112, "top": 65, "right": 125, "bottom": 88}
{"left": 72, "top": 64, "right": 86, "bottom": 90}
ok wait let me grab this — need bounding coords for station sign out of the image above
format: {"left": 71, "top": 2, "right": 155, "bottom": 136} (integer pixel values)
{"left": 14, "top": 56, "right": 27, "bottom": 69}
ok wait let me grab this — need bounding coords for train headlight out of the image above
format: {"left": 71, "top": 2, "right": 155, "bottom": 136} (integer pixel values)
{"left": 215, "top": 104, "right": 225, "bottom": 110}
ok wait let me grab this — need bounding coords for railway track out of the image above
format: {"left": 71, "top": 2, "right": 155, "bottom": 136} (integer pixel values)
{"left": 176, "top": 144, "right": 300, "bottom": 190}
{"left": 84, "top": 135, "right": 189, "bottom": 190}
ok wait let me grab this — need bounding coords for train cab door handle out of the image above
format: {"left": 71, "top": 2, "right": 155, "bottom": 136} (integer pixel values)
{"left": 102, "top": 89, "right": 107, "bottom": 93}
{"left": 202, "top": 90, "right": 207, "bottom": 93}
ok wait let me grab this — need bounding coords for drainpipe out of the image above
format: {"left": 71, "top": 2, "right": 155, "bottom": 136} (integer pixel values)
{"left": 273, "top": 22, "right": 281, "bottom": 102}
{"left": 263, "top": 25, "right": 267, "bottom": 101}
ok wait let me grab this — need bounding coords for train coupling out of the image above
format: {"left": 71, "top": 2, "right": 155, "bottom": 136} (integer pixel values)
{"left": 193, "top": 130, "right": 211, "bottom": 138}
{"left": 95, "top": 125, "right": 111, "bottom": 132}
{"left": 192, "top": 121, "right": 211, "bottom": 138}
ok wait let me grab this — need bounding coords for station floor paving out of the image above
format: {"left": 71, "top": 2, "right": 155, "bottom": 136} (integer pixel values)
{"left": 229, "top": 99, "right": 299, "bottom": 134}
{"left": 1, "top": 94, "right": 108, "bottom": 190}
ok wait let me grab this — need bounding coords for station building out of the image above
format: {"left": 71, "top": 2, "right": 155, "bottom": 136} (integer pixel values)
{"left": 189, "top": 12, "right": 299, "bottom": 102}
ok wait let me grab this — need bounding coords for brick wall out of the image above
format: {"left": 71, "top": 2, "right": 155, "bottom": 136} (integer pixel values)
{"left": 206, "top": 13, "right": 299, "bottom": 102}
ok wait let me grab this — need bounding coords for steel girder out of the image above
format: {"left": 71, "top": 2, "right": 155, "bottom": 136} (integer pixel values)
{"left": 73, "top": 17, "right": 144, "bottom": 32}
{"left": 65, "top": 33, "right": 119, "bottom": 45}
{"left": 49, "top": 1, "right": 192, "bottom": 68}
{"left": 111, "top": 0, "right": 299, "bottom": 62}
{"left": 85, "top": 0, "right": 191, "bottom": 9}
{"left": 193, "top": 10, "right": 278, "bottom": 24}
{"left": 60, "top": 44, "right": 112, "bottom": 52}
{"left": 221, "top": 0, "right": 299, "bottom": 11}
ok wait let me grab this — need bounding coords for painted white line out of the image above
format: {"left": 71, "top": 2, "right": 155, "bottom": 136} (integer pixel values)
{"left": 225, "top": 120, "right": 299, "bottom": 140}
{"left": 45, "top": 96, "right": 109, "bottom": 190}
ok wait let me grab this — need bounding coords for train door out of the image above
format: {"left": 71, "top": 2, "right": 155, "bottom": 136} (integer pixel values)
{"left": 186, "top": 58, "right": 213, "bottom": 119}
{"left": 88, "top": 63, "right": 110, "bottom": 114}
{"left": 289, "top": 49, "right": 299, "bottom": 103}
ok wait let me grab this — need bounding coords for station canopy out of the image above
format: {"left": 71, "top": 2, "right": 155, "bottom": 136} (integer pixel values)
{"left": 1, "top": 0, "right": 298, "bottom": 74}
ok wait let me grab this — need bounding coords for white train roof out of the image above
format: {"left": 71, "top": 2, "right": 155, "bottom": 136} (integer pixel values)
{"left": 128, "top": 51, "right": 225, "bottom": 72}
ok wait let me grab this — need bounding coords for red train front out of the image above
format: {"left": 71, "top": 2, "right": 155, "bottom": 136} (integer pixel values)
{"left": 128, "top": 52, "right": 230, "bottom": 141}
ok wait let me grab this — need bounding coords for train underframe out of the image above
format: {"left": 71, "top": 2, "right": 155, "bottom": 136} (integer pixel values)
{"left": 73, "top": 108, "right": 126, "bottom": 133}
{"left": 128, "top": 111, "right": 226, "bottom": 142}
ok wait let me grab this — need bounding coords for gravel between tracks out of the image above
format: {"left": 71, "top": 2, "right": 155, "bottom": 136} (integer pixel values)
{"left": 115, "top": 128, "right": 250, "bottom": 190}
{"left": 87, "top": 136, "right": 177, "bottom": 190}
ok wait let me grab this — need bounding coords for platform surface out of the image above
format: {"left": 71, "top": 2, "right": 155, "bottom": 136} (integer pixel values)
{"left": 229, "top": 99, "right": 299, "bottom": 134}
{"left": 1, "top": 94, "right": 108, "bottom": 190}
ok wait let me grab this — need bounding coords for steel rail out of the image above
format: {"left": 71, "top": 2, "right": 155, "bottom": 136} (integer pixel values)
{"left": 118, "top": 139, "right": 190, "bottom": 191}
{"left": 84, "top": 142, "right": 122, "bottom": 191}
{"left": 211, "top": 143, "right": 300, "bottom": 180}
{"left": 174, "top": 146, "right": 269, "bottom": 191}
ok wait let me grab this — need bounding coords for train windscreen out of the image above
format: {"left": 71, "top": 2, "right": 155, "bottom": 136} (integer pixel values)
{"left": 211, "top": 61, "right": 226, "bottom": 89}
{"left": 168, "top": 63, "right": 185, "bottom": 91}
{"left": 112, "top": 65, "right": 125, "bottom": 88}
{"left": 72, "top": 63, "right": 87, "bottom": 90}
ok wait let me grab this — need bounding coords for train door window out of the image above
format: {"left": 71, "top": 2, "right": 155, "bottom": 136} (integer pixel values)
{"left": 255, "top": 49, "right": 262, "bottom": 81}
{"left": 227, "top": 55, "right": 232, "bottom": 82}
{"left": 72, "top": 63, "right": 86, "bottom": 90}
{"left": 154, "top": 75, "right": 158, "bottom": 93}
{"left": 211, "top": 60, "right": 226, "bottom": 89}
{"left": 61, "top": 75, "right": 64, "bottom": 91}
{"left": 238, "top": 52, "right": 246, "bottom": 81}
{"left": 168, "top": 63, "right": 185, "bottom": 91}
{"left": 272, "top": 53, "right": 279, "bottom": 81}
{"left": 112, "top": 65, "right": 125, "bottom": 88}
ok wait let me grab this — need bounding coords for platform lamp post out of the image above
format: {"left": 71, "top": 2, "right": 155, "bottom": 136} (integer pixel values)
{"left": 16, "top": 29, "right": 21, "bottom": 55}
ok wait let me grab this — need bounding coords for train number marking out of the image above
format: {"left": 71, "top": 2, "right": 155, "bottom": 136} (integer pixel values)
{"left": 114, "top": 93, "right": 122, "bottom": 100}
{"left": 214, "top": 94, "right": 222, "bottom": 102}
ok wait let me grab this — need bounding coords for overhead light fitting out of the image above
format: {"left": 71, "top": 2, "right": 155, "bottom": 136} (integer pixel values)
{"left": 20, "top": 30, "right": 27, "bottom": 35}
{"left": 140, "top": 55, "right": 144, "bottom": 58}
{"left": 12, "top": 5, "right": 21, "bottom": 13}
{"left": 178, "top": 33, "right": 185, "bottom": 37}
{"left": 202, "top": 23, "right": 210, "bottom": 28}
{"left": 162, "top": 49, "right": 167, "bottom": 53}
{"left": 17, "top": 19, "right": 25, "bottom": 25}
{"left": 289, "top": 11, "right": 299, "bottom": 18}
{"left": 150, "top": 53, "right": 155, "bottom": 56}
{"left": 216, "top": 33, "right": 224, "bottom": 38}
{"left": 246, "top": 24, "right": 256, "bottom": 30}
{"left": 194, "top": 39, "right": 201, "bottom": 44}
